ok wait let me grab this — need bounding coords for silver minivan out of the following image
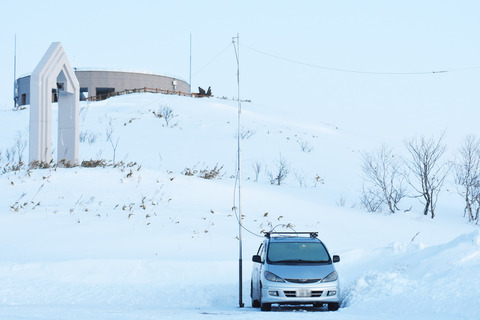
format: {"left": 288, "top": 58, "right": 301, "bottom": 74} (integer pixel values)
{"left": 251, "top": 232, "right": 340, "bottom": 311}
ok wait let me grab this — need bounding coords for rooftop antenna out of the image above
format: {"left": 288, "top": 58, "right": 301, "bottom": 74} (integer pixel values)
{"left": 13, "top": 34, "right": 17, "bottom": 109}
{"left": 232, "top": 33, "right": 244, "bottom": 308}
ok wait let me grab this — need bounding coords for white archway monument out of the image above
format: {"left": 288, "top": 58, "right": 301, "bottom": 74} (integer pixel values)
{"left": 29, "top": 42, "right": 79, "bottom": 165}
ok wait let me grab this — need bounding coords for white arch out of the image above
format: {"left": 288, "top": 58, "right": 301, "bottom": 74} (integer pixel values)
{"left": 29, "top": 42, "right": 79, "bottom": 165}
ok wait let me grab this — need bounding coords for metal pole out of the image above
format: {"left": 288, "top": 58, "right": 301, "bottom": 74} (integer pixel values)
{"left": 189, "top": 33, "right": 192, "bottom": 94}
{"left": 13, "top": 34, "right": 17, "bottom": 109}
{"left": 233, "top": 33, "right": 244, "bottom": 308}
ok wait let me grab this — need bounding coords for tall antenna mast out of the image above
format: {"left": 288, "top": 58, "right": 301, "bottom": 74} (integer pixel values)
{"left": 232, "top": 33, "right": 244, "bottom": 308}
{"left": 13, "top": 34, "right": 17, "bottom": 109}
{"left": 189, "top": 33, "right": 192, "bottom": 94}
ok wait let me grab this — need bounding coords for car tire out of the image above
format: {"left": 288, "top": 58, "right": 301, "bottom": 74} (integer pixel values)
{"left": 260, "top": 303, "right": 272, "bottom": 311}
{"left": 259, "top": 283, "right": 271, "bottom": 311}
{"left": 328, "top": 302, "right": 340, "bottom": 311}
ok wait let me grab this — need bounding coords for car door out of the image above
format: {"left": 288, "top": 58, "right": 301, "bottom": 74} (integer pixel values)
{"left": 252, "top": 242, "right": 266, "bottom": 299}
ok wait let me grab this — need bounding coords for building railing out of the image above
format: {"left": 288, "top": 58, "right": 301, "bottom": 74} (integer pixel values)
{"left": 85, "top": 87, "right": 200, "bottom": 101}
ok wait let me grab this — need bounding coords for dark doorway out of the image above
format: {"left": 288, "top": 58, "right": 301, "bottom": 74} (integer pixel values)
{"left": 95, "top": 87, "right": 115, "bottom": 101}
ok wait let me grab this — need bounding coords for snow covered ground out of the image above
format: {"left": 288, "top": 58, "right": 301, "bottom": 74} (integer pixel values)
{"left": 0, "top": 93, "right": 479, "bottom": 319}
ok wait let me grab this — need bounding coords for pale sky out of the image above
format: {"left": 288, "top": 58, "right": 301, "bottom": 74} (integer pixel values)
{"left": 1, "top": 0, "right": 479, "bottom": 141}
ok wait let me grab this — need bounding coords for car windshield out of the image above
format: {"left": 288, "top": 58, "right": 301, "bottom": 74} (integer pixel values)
{"left": 267, "top": 241, "right": 330, "bottom": 264}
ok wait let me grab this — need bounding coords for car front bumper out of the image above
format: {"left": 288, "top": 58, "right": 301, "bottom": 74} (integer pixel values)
{"left": 261, "top": 281, "right": 340, "bottom": 305}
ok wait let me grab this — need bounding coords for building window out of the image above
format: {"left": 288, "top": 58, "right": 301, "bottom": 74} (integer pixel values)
{"left": 80, "top": 88, "right": 89, "bottom": 101}
{"left": 52, "top": 89, "right": 58, "bottom": 103}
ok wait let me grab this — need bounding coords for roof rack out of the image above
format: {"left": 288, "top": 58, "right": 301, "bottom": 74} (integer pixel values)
{"left": 264, "top": 232, "right": 318, "bottom": 239}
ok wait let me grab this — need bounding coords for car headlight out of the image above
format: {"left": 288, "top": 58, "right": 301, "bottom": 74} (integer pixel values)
{"left": 321, "top": 271, "right": 338, "bottom": 282}
{"left": 264, "top": 271, "right": 285, "bottom": 283}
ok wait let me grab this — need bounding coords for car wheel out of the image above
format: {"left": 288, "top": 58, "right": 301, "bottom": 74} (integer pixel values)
{"left": 259, "top": 283, "right": 271, "bottom": 311}
{"left": 327, "top": 302, "right": 340, "bottom": 311}
{"left": 260, "top": 302, "right": 272, "bottom": 311}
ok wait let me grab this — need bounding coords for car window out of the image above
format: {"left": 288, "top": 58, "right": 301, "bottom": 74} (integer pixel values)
{"left": 267, "top": 241, "right": 330, "bottom": 263}
{"left": 257, "top": 243, "right": 266, "bottom": 261}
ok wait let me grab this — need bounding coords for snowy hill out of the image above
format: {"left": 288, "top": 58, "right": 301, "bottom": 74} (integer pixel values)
{"left": 0, "top": 93, "right": 479, "bottom": 319}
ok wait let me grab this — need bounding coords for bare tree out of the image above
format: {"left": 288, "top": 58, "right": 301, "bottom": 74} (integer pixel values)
{"left": 154, "top": 106, "right": 176, "bottom": 126}
{"left": 109, "top": 137, "right": 119, "bottom": 165}
{"left": 454, "top": 135, "right": 480, "bottom": 224}
{"left": 15, "top": 131, "right": 27, "bottom": 166}
{"left": 297, "top": 139, "right": 313, "bottom": 153}
{"left": 293, "top": 169, "right": 307, "bottom": 188}
{"left": 336, "top": 195, "right": 346, "bottom": 207}
{"left": 404, "top": 134, "right": 448, "bottom": 219}
{"left": 361, "top": 145, "right": 406, "bottom": 213}
{"left": 360, "top": 185, "right": 383, "bottom": 212}
{"left": 252, "top": 161, "right": 262, "bottom": 182}
{"left": 267, "top": 154, "right": 290, "bottom": 186}
{"left": 5, "top": 147, "right": 16, "bottom": 164}
{"left": 106, "top": 123, "right": 119, "bottom": 165}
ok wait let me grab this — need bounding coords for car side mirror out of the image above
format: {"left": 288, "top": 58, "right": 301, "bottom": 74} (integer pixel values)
{"left": 252, "top": 255, "right": 262, "bottom": 263}
{"left": 333, "top": 255, "right": 340, "bottom": 263}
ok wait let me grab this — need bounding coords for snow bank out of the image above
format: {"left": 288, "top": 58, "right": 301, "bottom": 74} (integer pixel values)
{"left": 0, "top": 93, "right": 479, "bottom": 319}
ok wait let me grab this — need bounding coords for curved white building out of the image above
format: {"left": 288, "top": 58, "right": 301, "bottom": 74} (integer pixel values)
{"left": 16, "top": 69, "right": 190, "bottom": 106}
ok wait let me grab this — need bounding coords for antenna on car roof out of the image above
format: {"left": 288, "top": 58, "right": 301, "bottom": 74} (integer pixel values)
{"left": 264, "top": 232, "right": 319, "bottom": 238}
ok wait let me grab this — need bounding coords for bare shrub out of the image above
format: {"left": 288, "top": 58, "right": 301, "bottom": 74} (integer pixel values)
{"left": 182, "top": 164, "right": 224, "bottom": 179}
{"left": 182, "top": 167, "right": 197, "bottom": 176}
{"left": 267, "top": 155, "right": 290, "bottom": 186}
{"left": 105, "top": 125, "right": 113, "bottom": 142}
{"left": 336, "top": 195, "right": 346, "bottom": 207}
{"left": 81, "top": 159, "right": 107, "bottom": 168}
{"left": 313, "top": 174, "right": 325, "bottom": 187}
{"left": 153, "top": 106, "right": 176, "bottom": 126}
{"left": 1, "top": 134, "right": 27, "bottom": 172}
{"left": 29, "top": 160, "right": 51, "bottom": 169}
{"left": 198, "top": 164, "right": 224, "bottom": 180}
{"left": 404, "top": 134, "right": 449, "bottom": 219}
{"left": 252, "top": 161, "right": 262, "bottom": 182}
{"left": 297, "top": 139, "right": 313, "bottom": 153}
{"left": 454, "top": 135, "right": 480, "bottom": 224}
{"left": 106, "top": 123, "right": 119, "bottom": 165}
{"left": 294, "top": 170, "right": 307, "bottom": 188}
{"left": 361, "top": 145, "right": 406, "bottom": 214}
{"left": 5, "top": 147, "right": 16, "bottom": 163}
{"left": 80, "top": 131, "right": 98, "bottom": 144}
{"left": 57, "top": 159, "right": 75, "bottom": 168}
{"left": 3, "top": 162, "right": 23, "bottom": 172}
{"left": 15, "top": 132, "right": 27, "bottom": 166}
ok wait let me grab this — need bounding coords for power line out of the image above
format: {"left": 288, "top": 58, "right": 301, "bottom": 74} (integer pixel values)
{"left": 240, "top": 43, "right": 453, "bottom": 75}
{"left": 448, "top": 65, "right": 480, "bottom": 72}
{"left": 192, "top": 42, "right": 232, "bottom": 78}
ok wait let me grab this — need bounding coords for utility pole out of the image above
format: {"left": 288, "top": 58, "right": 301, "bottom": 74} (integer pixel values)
{"left": 233, "top": 33, "right": 244, "bottom": 308}
{"left": 13, "top": 34, "right": 17, "bottom": 109}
